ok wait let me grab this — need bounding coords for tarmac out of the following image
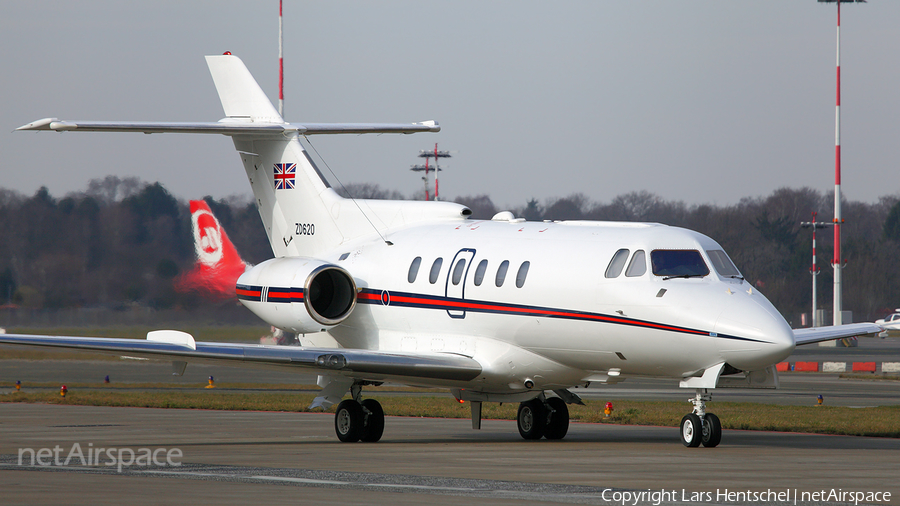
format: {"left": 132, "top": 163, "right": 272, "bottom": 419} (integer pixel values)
{"left": 1, "top": 404, "right": 899, "bottom": 506}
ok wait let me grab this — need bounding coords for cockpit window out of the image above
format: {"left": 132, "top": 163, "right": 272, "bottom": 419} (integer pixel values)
{"left": 605, "top": 249, "right": 630, "bottom": 278}
{"left": 706, "top": 249, "right": 741, "bottom": 277}
{"left": 651, "top": 250, "right": 709, "bottom": 278}
{"left": 625, "top": 250, "right": 646, "bottom": 277}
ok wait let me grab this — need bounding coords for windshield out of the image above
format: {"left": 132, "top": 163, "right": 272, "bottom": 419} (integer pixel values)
{"left": 651, "top": 250, "right": 709, "bottom": 278}
{"left": 706, "top": 249, "right": 742, "bottom": 278}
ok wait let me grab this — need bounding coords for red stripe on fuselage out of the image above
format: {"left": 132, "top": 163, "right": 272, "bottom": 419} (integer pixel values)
{"left": 382, "top": 293, "right": 708, "bottom": 336}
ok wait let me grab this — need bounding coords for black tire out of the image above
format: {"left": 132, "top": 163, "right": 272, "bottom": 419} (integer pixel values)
{"left": 544, "top": 397, "right": 569, "bottom": 440}
{"left": 360, "top": 399, "right": 385, "bottom": 443}
{"left": 680, "top": 414, "right": 702, "bottom": 448}
{"left": 334, "top": 399, "right": 364, "bottom": 443}
{"left": 517, "top": 399, "right": 546, "bottom": 440}
{"left": 701, "top": 412, "right": 722, "bottom": 448}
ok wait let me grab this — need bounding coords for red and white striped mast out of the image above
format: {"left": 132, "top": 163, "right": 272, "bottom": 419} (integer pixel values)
{"left": 411, "top": 146, "right": 450, "bottom": 200}
{"left": 278, "top": 0, "right": 284, "bottom": 118}
{"left": 433, "top": 143, "right": 440, "bottom": 201}
{"left": 424, "top": 158, "right": 430, "bottom": 201}
{"left": 801, "top": 212, "right": 832, "bottom": 327}
{"left": 833, "top": 0, "right": 843, "bottom": 325}
{"left": 820, "top": 0, "right": 865, "bottom": 325}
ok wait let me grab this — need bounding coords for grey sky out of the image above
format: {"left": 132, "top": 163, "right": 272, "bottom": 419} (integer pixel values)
{"left": 3, "top": 1, "right": 898, "bottom": 209}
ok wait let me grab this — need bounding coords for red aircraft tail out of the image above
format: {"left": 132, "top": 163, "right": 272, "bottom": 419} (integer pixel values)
{"left": 174, "top": 200, "right": 248, "bottom": 301}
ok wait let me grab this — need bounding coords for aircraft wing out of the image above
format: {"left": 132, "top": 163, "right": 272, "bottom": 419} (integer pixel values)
{"left": 16, "top": 118, "right": 439, "bottom": 136}
{"left": 792, "top": 322, "right": 883, "bottom": 346}
{"left": 0, "top": 331, "right": 481, "bottom": 383}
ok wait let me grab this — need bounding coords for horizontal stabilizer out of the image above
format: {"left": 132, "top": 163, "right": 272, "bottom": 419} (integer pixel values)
{"left": 16, "top": 118, "right": 439, "bottom": 136}
{"left": 793, "top": 322, "right": 882, "bottom": 346}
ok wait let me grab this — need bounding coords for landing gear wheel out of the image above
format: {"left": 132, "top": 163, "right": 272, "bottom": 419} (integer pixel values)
{"left": 360, "top": 399, "right": 385, "bottom": 443}
{"left": 701, "top": 413, "right": 721, "bottom": 448}
{"left": 680, "top": 413, "right": 702, "bottom": 448}
{"left": 335, "top": 399, "right": 364, "bottom": 443}
{"left": 544, "top": 397, "right": 569, "bottom": 440}
{"left": 517, "top": 399, "right": 546, "bottom": 440}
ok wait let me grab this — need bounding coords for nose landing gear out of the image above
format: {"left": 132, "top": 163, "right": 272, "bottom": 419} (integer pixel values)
{"left": 680, "top": 389, "right": 721, "bottom": 448}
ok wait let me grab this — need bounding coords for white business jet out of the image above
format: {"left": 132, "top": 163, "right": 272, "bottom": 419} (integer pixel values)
{"left": 6, "top": 54, "right": 881, "bottom": 447}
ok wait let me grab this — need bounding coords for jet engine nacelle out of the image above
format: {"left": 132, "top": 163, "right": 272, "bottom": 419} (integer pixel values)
{"left": 236, "top": 257, "right": 357, "bottom": 333}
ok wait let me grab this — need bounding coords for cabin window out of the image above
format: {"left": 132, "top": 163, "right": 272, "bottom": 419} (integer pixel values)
{"left": 495, "top": 260, "right": 510, "bottom": 287}
{"left": 605, "top": 249, "right": 630, "bottom": 278}
{"left": 407, "top": 257, "right": 422, "bottom": 283}
{"left": 625, "top": 250, "right": 646, "bottom": 277}
{"left": 651, "top": 250, "right": 710, "bottom": 278}
{"left": 429, "top": 258, "right": 443, "bottom": 284}
{"left": 451, "top": 258, "right": 466, "bottom": 285}
{"left": 515, "top": 261, "right": 530, "bottom": 288}
{"left": 473, "top": 259, "right": 488, "bottom": 286}
{"left": 706, "top": 249, "right": 741, "bottom": 277}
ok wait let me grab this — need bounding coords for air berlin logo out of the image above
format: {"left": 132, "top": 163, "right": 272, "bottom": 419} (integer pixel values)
{"left": 192, "top": 209, "right": 223, "bottom": 267}
{"left": 274, "top": 163, "right": 296, "bottom": 190}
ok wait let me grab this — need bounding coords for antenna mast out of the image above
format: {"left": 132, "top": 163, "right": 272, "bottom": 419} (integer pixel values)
{"left": 410, "top": 144, "right": 450, "bottom": 201}
{"left": 278, "top": 0, "right": 284, "bottom": 118}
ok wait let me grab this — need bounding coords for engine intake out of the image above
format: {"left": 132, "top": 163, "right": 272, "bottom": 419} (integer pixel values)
{"left": 305, "top": 264, "right": 357, "bottom": 325}
{"left": 236, "top": 257, "right": 357, "bottom": 333}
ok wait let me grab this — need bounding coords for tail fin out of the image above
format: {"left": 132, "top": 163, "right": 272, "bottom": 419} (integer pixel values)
{"left": 205, "top": 54, "right": 467, "bottom": 258}
{"left": 207, "top": 54, "right": 345, "bottom": 258}
{"left": 174, "top": 200, "right": 249, "bottom": 301}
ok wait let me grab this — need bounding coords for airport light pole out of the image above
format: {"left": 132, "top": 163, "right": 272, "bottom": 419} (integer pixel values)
{"left": 419, "top": 144, "right": 451, "bottom": 201}
{"left": 818, "top": 0, "right": 865, "bottom": 326}
{"left": 801, "top": 212, "right": 833, "bottom": 327}
{"left": 410, "top": 145, "right": 450, "bottom": 201}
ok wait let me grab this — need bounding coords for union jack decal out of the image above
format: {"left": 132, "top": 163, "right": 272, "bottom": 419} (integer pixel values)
{"left": 274, "top": 163, "right": 296, "bottom": 190}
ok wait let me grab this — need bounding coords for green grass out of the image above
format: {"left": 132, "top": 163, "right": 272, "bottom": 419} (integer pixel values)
{"left": 3, "top": 390, "right": 898, "bottom": 438}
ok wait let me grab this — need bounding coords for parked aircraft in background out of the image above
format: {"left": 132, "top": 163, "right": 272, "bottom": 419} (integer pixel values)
{"left": 174, "top": 200, "right": 249, "bottom": 302}
{"left": 875, "top": 310, "right": 900, "bottom": 336}
{"left": 5, "top": 54, "right": 881, "bottom": 447}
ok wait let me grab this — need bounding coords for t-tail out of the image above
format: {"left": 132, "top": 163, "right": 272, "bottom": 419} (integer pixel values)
{"left": 18, "top": 53, "right": 464, "bottom": 259}
{"left": 205, "top": 54, "right": 469, "bottom": 258}
{"left": 173, "top": 200, "right": 249, "bottom": 301}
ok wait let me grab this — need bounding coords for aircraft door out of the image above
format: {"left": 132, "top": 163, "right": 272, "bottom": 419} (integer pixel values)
{"left": 445, "top": 248, "right": 476, "bottom": 319}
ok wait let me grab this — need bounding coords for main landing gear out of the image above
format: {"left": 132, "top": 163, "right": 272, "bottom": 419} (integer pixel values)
{"left": 680, "top": 389, "right": 721, "bottom": 448}
{"left": 516, "top": 395, "right": 570, "bottom": 440}
{"left": 333, "top": 384, "right": 385, "bottom": 443}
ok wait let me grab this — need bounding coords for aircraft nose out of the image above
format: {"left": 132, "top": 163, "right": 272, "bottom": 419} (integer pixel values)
{"left": 714, "top": 290, "right": 795, "bottom": 371}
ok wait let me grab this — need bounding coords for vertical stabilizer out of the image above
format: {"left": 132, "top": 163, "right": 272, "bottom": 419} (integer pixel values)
{"left": 207, "top": 54, "right": 345, "bottom": 257}
{"left": 174, "top": 200, "right": 249, "bottom": 301}
{"left": 204, "top": 54, "right": 460, "bottom": 258}
{"left": 206, "top": 55, "right": 283, "bottom": 123}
